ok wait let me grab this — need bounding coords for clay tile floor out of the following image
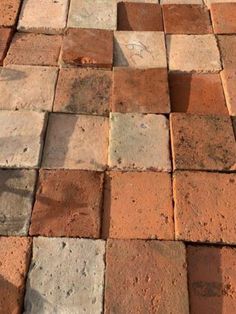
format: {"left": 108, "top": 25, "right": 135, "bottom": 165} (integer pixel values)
{"left": 1, "top": 0, "right": 236, "bottom": 313}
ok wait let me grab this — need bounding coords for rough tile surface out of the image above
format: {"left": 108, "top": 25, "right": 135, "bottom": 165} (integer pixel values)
{"left": 161, "top": 0, "right": 202, "bottom": 3}
{"left": 170, "top": 113, "right": 236, "bottom": 171}
{"left": 0, "top": 111, "right": 47, "bottom": 168}
{"left": 109, "top": 113, "right": 171, "bottom": 171}
{"left": 117, "top": 3, "right": 163, "bottom": 31}
{"left": 0, "top": 0, "right": 21, "bottom": 27}
{"left": 42, "top": 114, "right": 109, "bottom": 170}
{"left": 105, "top": 240, "right": 189, "bottom": 314}
{"left": 174, "top": 171, "right": 236, "bottom": 244}
{"left": 4, "top": 33, "right": 62, "bottom": 66}
{"left": 188, "top": 246, "right": 236, "bottom": 313}
{"left": 218, "top": 35, "right": 236, "bottom": 69}
{"left": 0, "top": 28, "right": 13, "bottom": 65}
{"left": 167, "top": 35, "right": 221, "bottom": 72}
{"left": 68, "top": 0, "right": 117, "bottom": 30}
{"left": 0, "top": 170, "right": 36, "bottom": 236}
{"left": 0, "top": 65, "right": 58, "bottom": 111}
{"left": 30, "top": 170, "right": 104, "bottom": 238}
{"left": 169, "top": 73, "right": 228, "bottom": 115}
{"left": 54, "top": 68, "right": 112, "bottom": 116}
{"left": 113, "top": 68, "right": 170, "bottom": 113}
{"left": 24, "top": 238, "right": 105, "bottom": 314}
{"left": 61, "top": 28, "right": 113, "bottom": 68}
{"left": 0, "top": 237, "right": 32, "bottom": 314}
{"left": 18, "top": 0, "right": 69, "bottom": 34}
{"left": 114, "top": 31, "right": 167, "bottom": 68}
{"left": 211, "top": 3, "right": 236, "bottom": 34}
{"left": 103, "top": 172, "right": 174, "bottom": 239}
{"left": 221, "top": 69, "right": 236, "bottom": 116}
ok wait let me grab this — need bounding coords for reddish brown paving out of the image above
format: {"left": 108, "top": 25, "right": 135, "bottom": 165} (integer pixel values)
{"left": 0, "top": 0, "right": 21, "bottom": 27}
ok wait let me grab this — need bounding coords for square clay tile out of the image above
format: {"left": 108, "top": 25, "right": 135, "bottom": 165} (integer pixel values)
{"left": 0, "top": 0, "right": 21, "bottom": 27}
{"left": 109, "top": 113, "right": 171, "bottom": 171}
{"left": 114, "top": 31, "right": 167, "bottom": 68}
{"left": 0, "top": 28, "right": 13, "bottom": 65}
{"left": 105, "top": 240, "right": 189, "bottom": 313}
{"left": 42, "top": 113, "right": 109, "bottom": 170}
{"left": 18, "top": 0, "right": 69, "bottom": 34}
{"left": 30, "top": 170, "right": 104, "bottom": 238}
{"left": 0, "top": 65, "right": 58, "bottom": 111}
{"left": 211, "top": 3, "right": 236, "bottom": 34}
{"left": 161, "top": 0, "right": 202, "bottom": 3}
{"left": 0, "top": 111, "right": 47, "bottom": 168}
{"left": 0, "top": 237, "right": 32, "bottom": 314}
{"left": 53, "top": 68, "right": 112, "bottom": 116}
{"left": 174, "top": 171, "right": 236, "bottom": 243}
{"left": 218, "top": 35, "right": 236, "bottom": 68}
{"left": 103, "top": 172, "right": 174, "bottom": 239}
{"left": 113, "top": 68, "right": 170, "bottom": 113}
{"left": 205, "top": 0, "right": 236, "bottom": 7}
{"left": 163, "top": 4, "right": 212, "bottom": 34}
{"left": 4, "top": 33, "right": 62, "bottom": 66}
{"left": 221, "top": 69, "right": 236, "bottom": 116}
{"left": 169, "top": 73, "right": 228, "bottom": 115}
{"left": 117, "top": 3, "right": 163, "bottom": 31}
{"left": 188, "top": 246, "right": 236, "bottom": 313}
{"left": 68, "top": 0, "right": 117, "bottom": 30}
{"left": 61, "top": 28, "right": 113, "bottom": 68}
{"left": 170, "top": 113, "right": 236, "bottom": 171}
{"left": 167, "top": 35, "right": 221, "bottom": 72}
{"left": 0, "top": 170, "right": 36, "bottom": 235}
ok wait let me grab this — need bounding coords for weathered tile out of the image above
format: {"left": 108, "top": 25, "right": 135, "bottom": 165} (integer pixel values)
{"left": 103, "top": 172, "right": 174, "bottom": 239}
{"left": 0, "top": 28, "right": 13, "bottom": 65}
{"left": 211, "top": 3, "right": 236, "bottom": 34}
{"left": 170, "top": 113, "right": 236, "bottom": 171}
{"left": 174, "top": 171, "right": 236, "bottom": 243}
{"left": 221, "top": 69, "right": 236, "bottom": 116}
{"left": 218, "top": 35, "right": 236, "bottom": 69}
{"left": 169, "top": 73, "right": 228, "bottom": 115}
{"left": 24, "top": 238, "right": 105, "bottom": 314}
{"left": 42, "top": 114, "right": 109, "bottom": 170}
{"left": 30, "top": 170, "right": 104, "bottom": 238}
{"left": 54, "top": 68, "right": 112, "bottom": 116}
{"left": 167, "top": 35, "right": 221, "bottom": 72}
{"left": 105, "top": 240, "right": 189, "bottom": 314}
{"left": 61, "top": 28, "right": 113, "bottom": 68}
{"left": 0, "top": 0, "right": 21, "bottom": 27}
{"left": 109, "top": 113, "right": 171, "bottom": 171}
{"left": 205, "top": 0, "right": 236, "bottom": 8}
{"left": 0, "top": 170, "right": 36, "bottom": 235}
{"left": 68, "top": 0, "right": 117, "bottom": 30}
{"left": 113, "top": 68, "right": 170, "bottom": 113}
{"left": 0, "top": 111, "right": 47, "bottom": 168}
{"left": 0, "top": 65, "right": 58, "bottom": 111}
{"left": 114, "top": 31, "right": 167, "bottom": 68}
{"left": 161, "top": 0, "right": 202, "bottom": 3}
{"left": 0, "top": 237, "right": 32, "bottom": 314}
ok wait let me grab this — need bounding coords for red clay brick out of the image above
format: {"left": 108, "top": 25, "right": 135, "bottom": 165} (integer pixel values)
{"left": 170, "top": 113, "right": 236, "bottom": 171}
{"left": 54, "top": 68, "right": 112, "bottom": 116}
{"left": 163, "top": 4, "right": 212, "bottom": 34}
{"left": 30, "top": 170, "right": 104, "bottom": 238}
{"left": 0, "top": 0, "right": 21, "bottom": 27}
{"left": 105, "top": 240, "right": 189, "bottom": 313}
{"left": 117, "top": 3, "right": 163, "bottom": 31}
{"left": 61, "top": 28, "right": 113, "bottom": 68}
{"left": 0, "top": 28, "right": 13, "bottom": 65}
{"left": 211, "top": 3, "right": 236, "bottom": 34}
{"left": 174, "top": 171, "right": 236, "bottom": 244}
{"left": 4, "top": 33, "right": 62, "bottom": 66}
{"left": 103, "top": 172, "right": 174, "bottom": 239}
{"left": 188, "top": 245, "right": 236, "bottom": 314}
{"left": 113, "top": 68, "right": 170, "bottom": 113}
{"left": 169, "top": 73, "right": 228, "bottom": 115}
{"left": 218, "top": 35, "right": 236, "bottom": 69}
{"left": 0, "top": 237, "right": 32, "bottom": 314}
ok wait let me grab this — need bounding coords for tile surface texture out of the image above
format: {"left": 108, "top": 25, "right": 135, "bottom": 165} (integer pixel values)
{"left": 220, "top": 69, "right": 236, "bottom": 116}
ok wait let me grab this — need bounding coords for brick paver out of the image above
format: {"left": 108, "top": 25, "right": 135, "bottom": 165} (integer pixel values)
{"left": 211, "top": 3, "right": 236, "bottom": 34}
{"left": 218, "top": 35, "right": 236, "bottom": 68}
{"left": 0, "top": 28, "right": 13, "bottom": 65}
{"left": 0, "top": 0, "right": 21, "bottom": 27}
{"left": 221, "top": 69, "right": 236, "bottom": 116}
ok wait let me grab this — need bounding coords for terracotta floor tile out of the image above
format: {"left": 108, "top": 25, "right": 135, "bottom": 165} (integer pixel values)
{"left": 113, "top": 68, "right": 170, "bottom": 113}
{"left": 211, "top": 3, "right": 236, "bottom": 34}
{"left": 161, "top": 0, "right": 202, "bottom": 3}
{"left": 188, "top": 245, "right": 236, "bottom": 313}
{"left": 221, "top": 69, "right": 236, "bottom": 116}
{"left": 117, "top": 3, "right": 163, "bottom": 31}
{"left": 170, "top": 113, "right": 236, "bottom": 171}
{"left": 218, "top": 35, "right": 236, "bottom": 68}
{"left": 163, "top": 4, "right": 212, "bottom": 34}
{"left": 30, "top": 170, "right": 104, "bottom": 238}
{"left": 0, "top": 28, "right": 13, "bottom": 65}
{"left": 54, "top": 68, "right": 112, "bottom": 116}
{"left": 169, "top": 73, "right": 228, "bottom": 115}
{"left": 103, "top": 172, "right": 174, "bottom": 239}
{"left": 4, "top": 32, "right": 62, "bottom": 66}
{"left": 105, "top": 240, "right": 189, "bottom": 313}
{"left": 0, "top": 0, "right": 21, "bottom": 27}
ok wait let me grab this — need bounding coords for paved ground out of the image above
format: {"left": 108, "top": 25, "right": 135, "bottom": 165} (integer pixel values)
{"left": 0, "top": 0, "right": 236, "bottom": 313}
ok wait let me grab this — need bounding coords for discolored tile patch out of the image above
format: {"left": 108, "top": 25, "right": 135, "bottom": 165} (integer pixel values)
{"left": 211, "top": 3, "right": 236, "bottom": 34}
{"left": 0, "top": 0, "right": 21, "bottom": 27}
{"left": 221, "top": 69, "right": 236, "bottom": 116}
{"left": 161, "top": 0, "right": 202, "bottom": 3}
{"left": 0, "top": 28, "right": 13, "bottom": 65}
{"left": 218, "top": 35, "right": 236, "bottom": 69}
